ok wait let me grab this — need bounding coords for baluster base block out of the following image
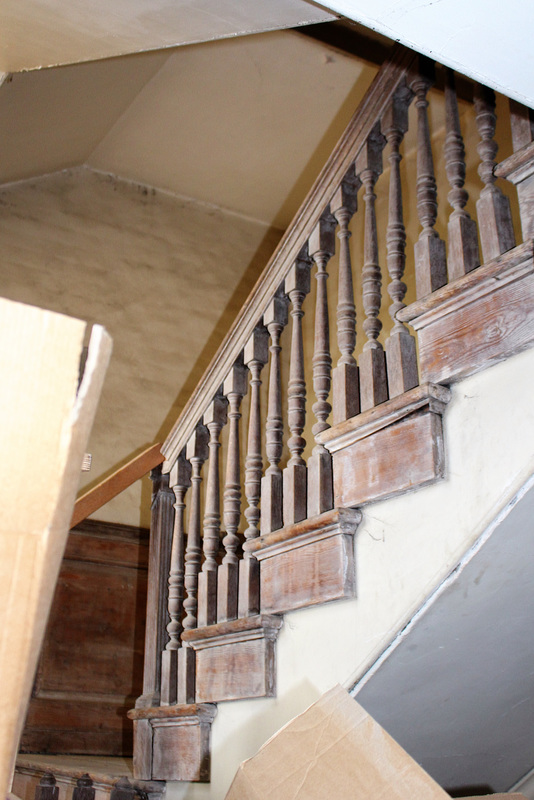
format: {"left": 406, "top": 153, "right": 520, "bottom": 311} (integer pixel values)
{"left": 247, "top": 508, "right": 361, "bottom": 615}
{"left": 129, "top": 703, "right": 217, "bottom": 782}
{"left": 359, "top": 347, "right": 387, "bottom": 412}
{"left": 415, "top": 233, "right": 447, "bottom": 298}
{"left": 177, "top": 644, "right": 196, "bottom": 705}
{"left": 447, "top": 214, "right": 480, "bottom": 280}
{"left": 332, "top": 362, "right": 360, "bottom": 424}
{"left": 399, "top": 241, "right": 534, "bottom": 385}
{"left": 385, "top": 331, "right": 418, "bottom": 398}
{"left": 181, "top": 615, "right": 283, "bottom": 703}
{"left": 238, "top": 557, "right": 260, "bottom": 617}
{"left": 160, "top": 649, "right": 178, "bottom": 706}
{"left": 476, "top": 189, "right": 515, "bottom": 264}
{"left": 307, "top": 447, "right": 333, "bottom": 518}
{"left": 318, "top": 383, "right": 450, "bottom": 508}
{"left": 260, "top": 471, "right": 283, "bottom": 534}
{"left": 217, "top": 562, "right": 238, "bottom": 622}
{"left": 197, "top": 570, "right": 217, "bottom": 628}
{"left": 283, "top": 463, "right": 307, "bottom": 525}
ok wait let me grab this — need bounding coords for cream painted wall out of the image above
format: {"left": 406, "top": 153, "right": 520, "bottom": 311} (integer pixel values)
{"left": 163, "top": 344, "right": 534, "bottom": 799}
{"left": 0, "top": 167, "right": 282, "bottom": 527}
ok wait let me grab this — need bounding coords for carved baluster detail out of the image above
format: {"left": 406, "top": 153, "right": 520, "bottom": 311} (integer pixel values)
{"left": 382, "top": 86, "right": 419, "bottom": 397}
{"left": 260, "top": 292, "right": 289, "bottom": 534}
{"left": 160, "top": 452, "right": 191, "bottom": 706}
{"left": 35, "top": 774, "right": 58, "bottom": 800}
{"left": 307, "top": 215, "right": 335, "bottom": 517}
{"left": 283, "top": 253, "right": 311, "bottom": 525}
{"left": 198, "top": 395, "right": 227, "bottom": 627}
{"left": 218, "top": 360, "right": 248, "bottom": 622}
{"left": 475, "top": 83, "right": 515, "bottom": 262}
{"left": 178, "top": 424, "right": 208, "bottom": 703}
{"left": 331, "top": 174, "right": 360, "bottom": 424}
{"left": 356, "top": 123, "right": 388, "bottom": 411}
{"left": 73, "top": 776, "right": 95, "bottom": 800}
{"left": 444, "top": 69, "right": 480, "bottom": 279}
{"left": 239, "top": 326, "right": 268, "bottom": 617}
{"left": 409, "top": 58, "right": 447, "bottom": 297}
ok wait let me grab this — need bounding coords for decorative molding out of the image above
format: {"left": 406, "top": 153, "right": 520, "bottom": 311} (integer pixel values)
{"left": 399, "top": 242, "right": 534, "bottom": 385}
{"left": 181, "top": 615, "right": 283, "bottom": 703}
{"left": 247, "top": 508, "right": 361, "bottom": 614}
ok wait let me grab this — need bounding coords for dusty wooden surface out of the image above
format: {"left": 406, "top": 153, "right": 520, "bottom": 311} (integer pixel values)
{"left": 21, "top": 521, "right": 148, "bottom": 756}
{"left": 0, "top": 299, "right": 111, "bottom": 800}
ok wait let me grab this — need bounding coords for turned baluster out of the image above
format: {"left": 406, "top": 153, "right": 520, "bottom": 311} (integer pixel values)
{"left": 475, "top": 83, "right": 515, "bottom": 262}
{"left": 331, "top": 173, "right": 360, "bottom": 423}
{"left": 356, "top": 123, "right": 388, "bottom": 411}
{"left": 283, "top": 253, "right": 311, "bottom": 525}
{"left": 218, "top": 360, "right": 248, "bottom": 622}
{"left": 178, "top": 423, "right": 208, "bottom": 703}
{"left": 139, "top": 465, "right": 174, "bottom": 707}
{"left": 444, "top": 69, "right": 480, "bottom": 279}
{"left": 73, "top": 776, "right": 95, "bottom": 800}
{"left": 382, "top": 86, "right": 419, "bottom": 397}
{"left": 239, "top": 325, "right": 269, "bottom": 617}
{"left": 260, "top": 291, "right": 289, "bottom": 534}
{"left": 161, "top": 452, "right": 191, "bottom": 706}
{"left": 308, "top": 215, "right": 336, "bottom": 517}
{"left": 409, "top": 58, "right": 447, "bottom": 297}
{"left": 35, "top": 774, "right": 58, "bottom": 800}
{"left": 198, "top": 395, "right": 227, "bottom": 627}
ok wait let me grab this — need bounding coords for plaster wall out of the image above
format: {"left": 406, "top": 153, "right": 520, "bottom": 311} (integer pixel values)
{"left": 0, "top": 167, "right": 282, "bottom": 527}
{"left": 164, "top": 343, "right": 534, "bottom": 799}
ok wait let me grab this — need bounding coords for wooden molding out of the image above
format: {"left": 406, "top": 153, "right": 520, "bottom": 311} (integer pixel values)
{"left": 71, "top": 443, "right": 163, "bottom": 528}
{"left": 162, "top": 45, "right": 417, "bottom": 468}
{"left": 399, "top": 241, "right": 534, "bottom": 385}
{"left": 248, "top": 509, "right": 361, "bottom": 615}
{"left": 321, "top": 386, "right": 450, "bottom": 508}
{"left": 128, "top": 704, "right": 217, "bottom": 782}
{"left": 181, "top": 615, "right": 283, "bottom": 703}
{"left": 496, "top": 143, "right": 534, "bottom": 241}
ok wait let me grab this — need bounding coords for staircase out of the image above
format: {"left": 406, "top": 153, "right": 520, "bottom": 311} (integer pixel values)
{"left": 120, "top": 41, "right": 534, "bottom": 790}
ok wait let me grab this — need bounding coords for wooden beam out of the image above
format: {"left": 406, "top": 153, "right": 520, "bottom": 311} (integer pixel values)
{"left": 70, "top": 443, "right": 164, "bottom": 528}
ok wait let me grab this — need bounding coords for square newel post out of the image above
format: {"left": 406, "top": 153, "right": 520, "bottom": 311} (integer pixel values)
{"left": 496, "top": 100, "right": 534, "bottom": 243}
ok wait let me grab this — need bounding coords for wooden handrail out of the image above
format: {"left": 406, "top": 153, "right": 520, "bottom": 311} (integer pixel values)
{"left": 70, "top": 442, "right": 164, "bottom": 528}
{"left": 162, "top": 44, "right": 417, "bottom": 467}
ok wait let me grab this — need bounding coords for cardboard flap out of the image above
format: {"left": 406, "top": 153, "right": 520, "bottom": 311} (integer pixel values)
{"left": 226, "top": 685, "right": 450, "bottom": 799}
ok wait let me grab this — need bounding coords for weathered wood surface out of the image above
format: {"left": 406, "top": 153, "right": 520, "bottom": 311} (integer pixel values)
{"left": 496, "top": 140, "right": 534, "bottom": 241}
{"left": 162, "top": 45, "right": 417, "bottom": 467}
{"left": 182, "top": 616, "right": 283, "bottom": 703}
{"left": 400, "top": 242, "right": 534, "bottom": 384}
{"left": 71, "top": 444, "right": 163, "bottom": 528}
{"left": 319, "top": 384, "right": 450, "bottom": 508}
{"left": 0, "top": 300, "right": 111, "bottom": 800}
{"left": 129, "top": 704, "right": 217, "bottom": 782}
{"left": 21, "top": 520, "right": 149, "bottom": 756}
{"left": 249, "top": 509, "right": 361, "bottom": 615}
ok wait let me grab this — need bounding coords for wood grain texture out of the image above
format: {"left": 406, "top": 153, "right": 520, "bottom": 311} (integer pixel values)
{"left": 496, "top": 141, "right": 534, "bottom": 241}
{"left": 250, "top": 508, "right": 361, "bottom": 614}
{"left": 162, "top": 46, "right": 417, "bottom": 467}
{"left": 402, "top": 244, "right": 534, "bottom": 384}
{"left": 332, "top": 408, "right": 446, "bottom": 508}
{"left": 182, "top": 616, "right": 282, "bottom": 703}
{"left": 71, "top": 444, "right": 163, "bottom": 528}
{"left": 22, "top": 521, "right": 148, "bottom": 757}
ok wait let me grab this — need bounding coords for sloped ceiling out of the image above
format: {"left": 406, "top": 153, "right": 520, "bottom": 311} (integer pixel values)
{"left": 0, "top": 0, "right": 336, "bottom": 72}
{"left": 0, "top": 30, "right": 378, "bottom": 228}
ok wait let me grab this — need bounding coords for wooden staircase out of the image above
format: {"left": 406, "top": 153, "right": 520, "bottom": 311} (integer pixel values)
{"left": 122, "top": 41, "right": 534, "bottom": 785}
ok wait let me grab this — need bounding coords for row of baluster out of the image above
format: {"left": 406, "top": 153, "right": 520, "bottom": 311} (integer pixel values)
{"left": 154, "top": 58, "right": 524, "bottom": 700}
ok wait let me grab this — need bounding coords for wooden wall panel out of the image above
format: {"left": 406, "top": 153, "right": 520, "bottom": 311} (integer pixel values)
{"left": 21, "top": 520, "right": 149, "bottom": 756}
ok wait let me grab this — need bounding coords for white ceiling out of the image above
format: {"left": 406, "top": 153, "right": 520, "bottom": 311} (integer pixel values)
{"left": 0, "top": 30, "right": 377, "bottom": 228}
{"left": 0, "top": 0, "right": 336, "bottom": 72}
{"left": 318, "top": 0, "right": 534, "bottom": 109}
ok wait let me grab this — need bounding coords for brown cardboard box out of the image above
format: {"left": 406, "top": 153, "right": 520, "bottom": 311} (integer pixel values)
{"left": 225, "top": 685, "right": 527, "bottom": 800}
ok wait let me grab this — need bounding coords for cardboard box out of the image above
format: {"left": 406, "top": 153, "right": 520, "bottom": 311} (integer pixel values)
{"left": 225, "top": 685, "right": 527, "bottom": 800}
